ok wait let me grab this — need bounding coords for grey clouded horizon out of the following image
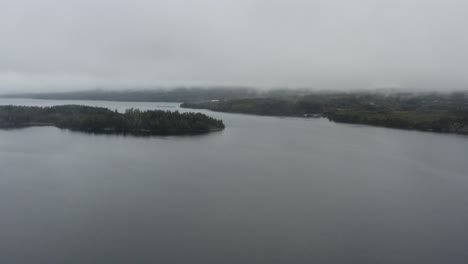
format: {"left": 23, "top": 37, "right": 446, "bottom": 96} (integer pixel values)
{"left": 1, "top": 0, "right": 468, "bottom": 92}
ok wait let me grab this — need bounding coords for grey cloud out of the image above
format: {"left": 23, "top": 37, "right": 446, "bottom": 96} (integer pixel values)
{"left": 1, "top": 0, "right": 468, "bottom": 92}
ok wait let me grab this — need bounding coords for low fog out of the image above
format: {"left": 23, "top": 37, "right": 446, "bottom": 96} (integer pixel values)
{"left": 1, "top": 0, "right": 468, "bottom": 93}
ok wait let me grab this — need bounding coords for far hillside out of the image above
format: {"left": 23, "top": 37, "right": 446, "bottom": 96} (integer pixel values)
{"left": 0, "top": 87, "right": 320, "bottom": 103}
{"left": 0, "top": 87, "right": 260, "bottom": 102}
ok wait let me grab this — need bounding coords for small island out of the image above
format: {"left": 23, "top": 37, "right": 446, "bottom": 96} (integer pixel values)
{"left": 0, "top": 105, "right": 225, "bottom": 135}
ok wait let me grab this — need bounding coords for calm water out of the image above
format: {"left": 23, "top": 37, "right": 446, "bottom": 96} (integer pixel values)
{"left": 1, "top": 98, "right": 468, "bottom": 263}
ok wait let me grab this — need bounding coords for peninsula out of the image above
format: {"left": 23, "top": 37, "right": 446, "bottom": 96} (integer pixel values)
{"left": 181, "top": 92, "right": 468, "bottom": 135}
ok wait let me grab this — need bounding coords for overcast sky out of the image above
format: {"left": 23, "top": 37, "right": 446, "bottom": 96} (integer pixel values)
{"left": 1, "top": 0, "right": 467, "bottom": 92}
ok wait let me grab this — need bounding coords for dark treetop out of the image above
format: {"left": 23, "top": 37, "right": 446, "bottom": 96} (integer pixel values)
{"left": 0, "top": 105, "right": 225, "bottom": 135}
{"left": 181, "top": 92, "right": 468, "bottom": 135}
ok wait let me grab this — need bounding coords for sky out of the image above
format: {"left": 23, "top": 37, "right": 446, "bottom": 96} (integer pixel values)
{"left": 1, "top": 0, "right": 468, "bottom": 92}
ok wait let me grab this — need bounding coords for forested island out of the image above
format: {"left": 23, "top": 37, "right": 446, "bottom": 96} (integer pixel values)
{"left": 0, "top": 105, "right": 225, "bottom": 135}
{"left": 182, "top": 92, "right": 468, "bottom": 135}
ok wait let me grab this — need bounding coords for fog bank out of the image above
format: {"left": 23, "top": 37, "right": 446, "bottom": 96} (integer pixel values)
{"left": 1, "top": 0, "right": 468, "bottom": 92}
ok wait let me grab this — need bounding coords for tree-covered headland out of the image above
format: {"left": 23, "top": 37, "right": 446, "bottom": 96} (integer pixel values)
{"left": 0, "top": 105, "right": 225, "bottom": 135}
{"left": 181, "top": 92, "right": 468, "bottom": 134}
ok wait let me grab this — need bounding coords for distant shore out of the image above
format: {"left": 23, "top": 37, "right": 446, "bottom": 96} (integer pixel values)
{"left": 181, "top": 93, "right": 468, "bottom": 135}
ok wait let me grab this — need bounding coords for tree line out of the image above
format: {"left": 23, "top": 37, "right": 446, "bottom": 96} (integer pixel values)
{"left": 181, "top": 92, "right": 468, "bottom": 134}
{"left": 0, "top": 105, "right": 225, "bottom": 135}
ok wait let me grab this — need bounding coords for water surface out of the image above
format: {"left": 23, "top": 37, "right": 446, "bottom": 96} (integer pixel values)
{"left": 1, "top": 98, "right": 467, "bottom": 263}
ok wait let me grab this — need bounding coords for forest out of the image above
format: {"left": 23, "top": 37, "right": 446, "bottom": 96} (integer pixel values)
{"left": 181, "top": 92, "right": 468, "bottom": 134}
{"left": 0, "top": 105, "right": 225, "bottom": 135}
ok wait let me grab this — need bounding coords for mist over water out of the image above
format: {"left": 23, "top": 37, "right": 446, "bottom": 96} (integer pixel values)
{"left": 1, "top": 99, "right": 468, "bottom": 263}
{"left": 1, "top": 0, "right": 468, "bottom": 92}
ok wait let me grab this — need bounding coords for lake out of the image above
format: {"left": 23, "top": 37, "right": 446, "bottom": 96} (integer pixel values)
{"left": 1, "top": 98, "right": 468, "bottom": 263}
